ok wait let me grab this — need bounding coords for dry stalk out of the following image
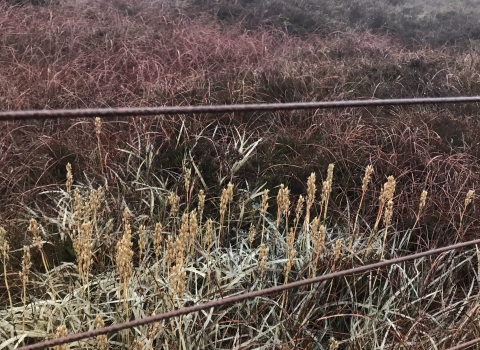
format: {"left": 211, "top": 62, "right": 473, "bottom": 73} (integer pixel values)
{"left": 333, "top": 239, "right": 342, "bottom": 270}
{"left": 275, "top": 184, "right": 290, "bottom": 249}
{"left": 184, "top": 168, "right": 191, "bottom": 208}
{"left": 197, "top": 189, "right": 206, "bottom": 229}
{"left": 367, "top": 175, "right": 396, "bottom": 251}
{"left": 94, "top": 117, "right": 103, "bottom": 173}
{"left": 188, "top": 208, "right": 198, "bottom": 256}
{"left": 28, "top": 218, "right": 56, "bottom": 301}
{"left": 19, "top": 245, "right": 31, "bottom": 332}
{"left": 459, "top": 189, "right": 475, "bottom": 239}
{"left": 138, "top": 224, "right": 147, "bottom": 263}
{"left": 96, "top": 315, "right": 108, "bottom": 350}
{"left": 76, "top": 222, "right": 93, "bottom": 310}
{"left": 303, "top": 173, "right": 316, "bottom": 247}
{"left": 66, "top": 162, "right": 73, "bottom": 196}
{"left": 380, "top": 199, "right": 394, "bottom": 260}
{"left": 0, "top": 226, "right": 13, "bottom": 316}
{"left": 258, "top": 243, "right": 268, "bottom": 278}
{"left": 218, "top": 182, "right": 234, "bottom": 247}
{"left": 259, "top": 189, "right": 269, "bottom": 245}
{"left": 116, "top": 208, "right": 134, "bottom": 345}
{"left": 320, "top": 164, "right": 334, "bottom": 220}
{"left": 351, "top": 165, "right": 373, "bottom": 248}
{"left": 293, "top": 195, "right": 304, "bottom": 236}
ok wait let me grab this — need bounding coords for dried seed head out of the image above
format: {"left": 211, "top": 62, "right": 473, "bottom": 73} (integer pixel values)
{"left": 178, "top": 213, "right": 188, "bottom": 256}
{"left": 184, "top": 168, "right": 191, "bottom": 195}
{"left": 168, "top": 192, "right": 180, "bottom": 217}
{"left": 384, "top": 200, "right": 394, "bottom": 228}
{"left": 54, "top": 325, "right": 68, "bottom": 350}
{"left": 19, "top": 246, "right": 32, "bottom": 284}
{"left": 465, "top": 189, "right": 474, "bottom": 208}
{"left": 276, "top": 184, "right": 291, "bottom": 227}
{"left": 169, "top": 260, "right": 186, "bottom": 302}
{"left": 204, "top": 219, "right": 213, "bottom": 249}
{"left": 94, "top": 117, "right": 102, "bottom": 137}
{"left": 66, "top": 163, "right": 73, "bottom": 194}
{"left": 310, "top": 216, "right": 320, "bottom": 241}
{"left": 148, "top": 313, "right": 161, "bottom": 341}
{"left": 189, "top": 209, "right": 198, "bottom": 247}
{"left": 219, "top": 188, "right": 228, "bottom": 219}
{"left": 326, "top": 163, "right": 334, "bottom": 184}
{"left": 419, "top": 190, "right": 428, "bottom": 212}
{"left": 116, "top": 209, "right": 133, "bottom": 283}
{"left": 28, "top": 218, "right": 42, "bottom": 249}
{"left": 0, "top": 226, "right": 8, "bottom": 259}
{"left": 329, "top": 338, "right": 339, "bottom": 350}
{"left": 248, "top": 223, "right": 256, "bottom": 248}
{"left": 74, "top": 188, "right": 84, "bottom": 223}
{"left": 380, "top": 176, "right": 396, "bottom": 204}
{"left": 133, "top": 340, "right": 144, "bottom": 350}
{"left": 226, "top": 182, "right": 234, "bottom": 202}
{"left": 306, "top": 172, "right": 316, "bottom": 209}
{"left": 165, "top": 235, "right": 174, "bottom": 266}
{"left": 362, "top": 165, "right": 374, "bottom": 192}
{"left": 95, "top": 315, "right": 108, "bottom": 350}
{"left": 284, "top": 227, "right": 296, "bottom": 280}
{"left": 198, "top": 190, "right": 206, "bottom": 217}
{"left": 333, "top": 239, "right": 342, "bottom": 265}
{"left": 321, "top": 164, "right": 335, "bottom": 218}
{"left": 317, "top": 225, "right": 326, "bottom": 254}
{"left": 260, "top": 189, "right": 270, "bottom": 215}
{"left": 258, "top": 243, "right": 268, "bottom": 277}
{"left": 295, "top": 195, "right": 305, "bottom": 224}
{"left": 77, "top": 222, "right": 93, "bottom": 282}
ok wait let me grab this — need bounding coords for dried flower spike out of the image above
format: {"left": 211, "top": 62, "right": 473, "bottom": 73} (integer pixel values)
{"left": 54, "top": 325, "right": 68, "bottom": 350}
{"left": 465, "top": 189, "right": 474, "bottom": 208}
{"left": 96, "top": 315, "right": 108, "bottom": 350}
{"left": 248, "top": 223, "right": 256, "bottom": 248}
{"left": 258, "top": 243, "right": 268, "bottom": 277}
{"left": 66, "top": 163, "right": 73, "bottom": 194}
{"left": 94, "top": 117, "right": 102, "bottom": 137}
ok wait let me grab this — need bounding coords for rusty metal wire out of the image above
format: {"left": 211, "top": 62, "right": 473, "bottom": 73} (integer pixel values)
{"left": 16, "top": 238, "right": 480, "bottom": 350}
{"left": 1, "top": 96, "right": 480, "bottom": 121}
{"left": 446, "top": 338, "right": 480, "bottom": 350}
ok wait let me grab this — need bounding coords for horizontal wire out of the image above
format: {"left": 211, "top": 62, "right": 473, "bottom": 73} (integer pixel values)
{"left": 446, "top": 338, "right": 480, "bottom": 350}
{"left": 16, "top": 238, "right": 480, "bottom": 350}
{"left": 1, "top": 96, "right": 480, "bottom": 121}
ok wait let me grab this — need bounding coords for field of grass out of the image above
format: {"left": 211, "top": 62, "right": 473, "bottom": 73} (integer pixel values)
{"left": 1, "top": 0, "right": 480, "bottom": 349}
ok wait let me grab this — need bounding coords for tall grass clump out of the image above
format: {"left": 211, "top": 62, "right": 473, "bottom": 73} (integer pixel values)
{"left": 0, "top": 156, "right": 478, "bottom": 348}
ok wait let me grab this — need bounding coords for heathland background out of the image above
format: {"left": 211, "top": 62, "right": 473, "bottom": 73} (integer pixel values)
{"left": 1, "top": 0, "right": 480, "bottom": 349}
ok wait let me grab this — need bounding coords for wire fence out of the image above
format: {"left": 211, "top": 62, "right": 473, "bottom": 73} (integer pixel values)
{"left": 1, "top": 96, "right": 480, "bottom": 121}
{"left": 4, "top": 96, "right": 480, "bottom": 350}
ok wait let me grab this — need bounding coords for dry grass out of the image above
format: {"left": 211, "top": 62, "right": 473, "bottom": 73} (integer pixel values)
{"left": 1, "top": 0, "right": 480, "bottom": 348}
{"left": 0, "top": 159, "right": 478, "bottom": 348}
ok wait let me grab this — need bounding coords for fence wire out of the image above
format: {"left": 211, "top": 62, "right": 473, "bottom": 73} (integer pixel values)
{"left": 15, "top": 238, "right": 480, "bottom": 350}
{"left": 1, "top": 96, "right": 480, "bottom": 121}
